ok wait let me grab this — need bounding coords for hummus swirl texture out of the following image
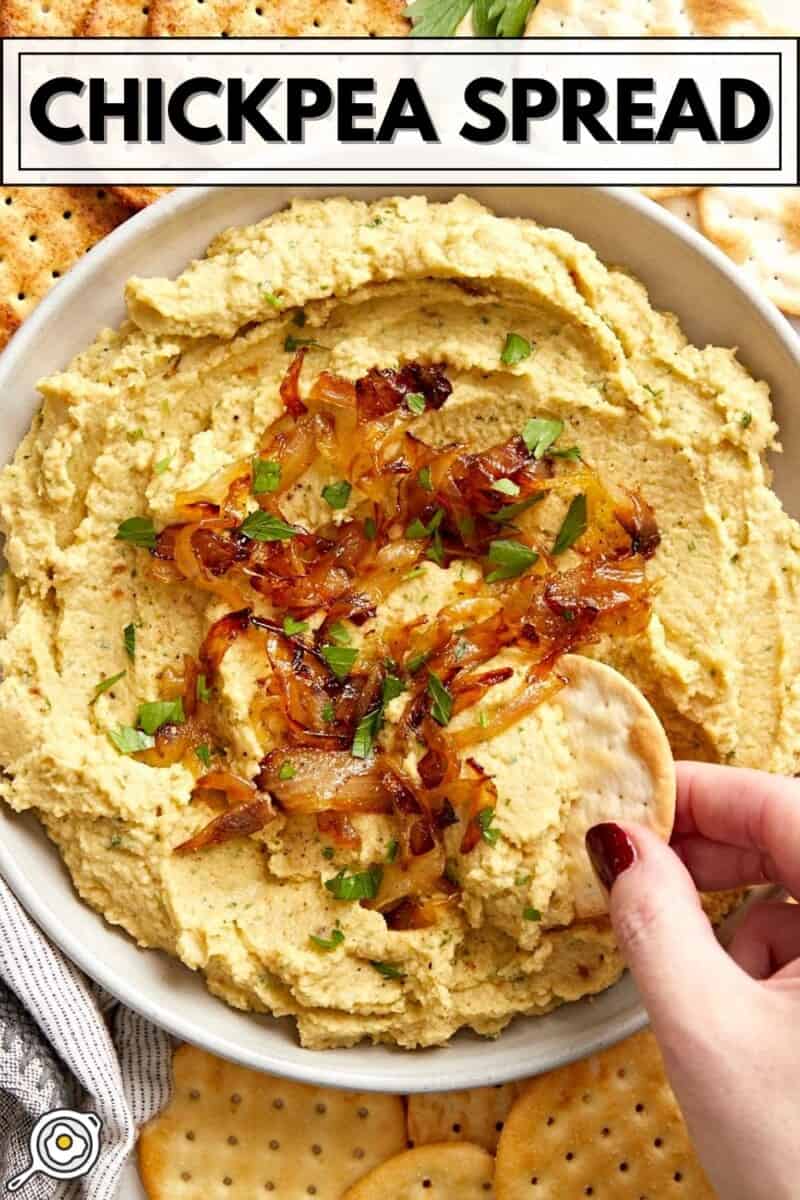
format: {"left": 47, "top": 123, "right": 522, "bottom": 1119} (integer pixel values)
{"left": 0, "top": 195, "right": 796, "bottom": 1048}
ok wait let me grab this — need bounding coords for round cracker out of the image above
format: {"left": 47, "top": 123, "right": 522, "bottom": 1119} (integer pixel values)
{"left": 138, "top": 1043, "right": 406, "bottom": 1200}
{"left": 556, "top": 656, "right": 675, "bottom": 918}
{"left": 342, "top": 1142, "right": 495, "bottom": 1199}
{"left": 408, "top": 1083, "right": 524, "bottom": 1154}
{"left": 495, "top": 1030, "right": 715, "bottom": 1200}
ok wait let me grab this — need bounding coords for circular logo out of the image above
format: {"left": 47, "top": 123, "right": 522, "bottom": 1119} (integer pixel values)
{"left": 5, "top": 1109, "right": 102, "bottom": 1192}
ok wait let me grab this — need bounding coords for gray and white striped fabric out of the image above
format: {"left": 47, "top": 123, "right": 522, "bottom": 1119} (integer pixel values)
{"left": 0, "top": 877, "right": 172, "bottom": 1199}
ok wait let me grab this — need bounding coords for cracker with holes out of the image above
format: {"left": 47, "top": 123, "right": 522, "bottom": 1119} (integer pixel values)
{"left": 342, "top": 1142, "right": 495, "bottom": 1199}
{"left": 524, "top": 0, "right": 778, "bottom": 35}
{"left": 110, "top": 187, "right": 174, "bottom": 210}
{"left": 495, "top": 1030, "right": 715, "bottom": 1199}
{"left": 640, "top": 186, "right": 700, "bottom": 201}
{"left": 0, "top": 187, "right": 131, "bottom": 351}
{"left": 545, "top": 655, "right": 675, "bottom": 919}
{"left": 0, "top": 0, "right": 91, "bottom": 33}
{"left": 148, "top": 0, "right": 408, "bottom": 36}
{"left": 698, "top": 187, "right": 800, "bottom": 316}
{"left": 407, "top": 1083, "right": 524, "bottom": 1154}
{"left": 138, "top": 1043, "right": 406, "bottom": 1199}
{"left": 657, "top": 191, "right": 703, "bottom": 235}
{"left": 80, "top": 0, "right": 150, "bottom": 34}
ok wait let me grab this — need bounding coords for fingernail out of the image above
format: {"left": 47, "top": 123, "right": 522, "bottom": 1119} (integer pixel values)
{"left": 585, "top": 823, "right": 636, "bottom": 891}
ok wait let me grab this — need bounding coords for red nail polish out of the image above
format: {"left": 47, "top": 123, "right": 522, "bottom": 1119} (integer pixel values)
{"left": 585, "top": 823, "right": 636, "bottom": 891}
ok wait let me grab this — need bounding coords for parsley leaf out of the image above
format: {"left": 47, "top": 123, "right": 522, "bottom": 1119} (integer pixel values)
{"left": 284, "top": 334, "right": 326, "bottom": 353}
{"left": 406, "top": 650, "right": 430, "bottom": 675}
{"left": 324, "top": 866, "right": 383, "bottom": 901}
{"left": 321, "top": 700, "right": 335, "bottom": 723}
{"left": 486, "top": 538, "right": 539, "bottom": 582}
{"left": 108, "top": 725, "right": 155, "bottom": 754}
{"left": 364, "top": 516, "right": 377, "bottom": 540}
{"left": 406, "top": 392, "right": 426, "bottom": 415}
{"left": 553, "top": 494, "right": 588, "bottom": 556}
{"left": 382, "top": 674, "right": 405, "bottom": 705}
{"left": 473, "top": 0, "right": 536, "bottom": 33}
{"left": 386, "top": 838, "right": 399, "bottom": 863}
{"left": 426, "top": 530, "right": 445, "bottom": 567}
{"left": 418, "top": 466, "right": 433, "bottom": 491}
{"left": 427, "top": 671, "right": 453, "bottom": 726}
{"left": 523, "top": 906, "right": 542, "bottom": 921}
{"left": 478, "top": 807, "right": 500, "bottom": 845}
{"left": 195, "top": 744, "right": 212, "bottom": 768}
{"left": 263, "top": 289, "right": 283, "bottom": 309}
{"left": 252, "top": 458, "right": 281, "bottom": 495}
{"left": 322, "top": 644, "right": 359, "bottom": 679}
{"left": 501, "top": 332, "right": 533, "bottom": 367}
{"left": 283, "top": 616, "right": 309, "bottom": 636}
{"left": 90, "top": 670, "right": 126, "bottom": 705}
{"left": 321, "top": 480, "right": 352, "bottom": 510}
{"left": 278, "top": 760, "right": 296, "bottom": 781}
{"left": 123, "top": 623, "right": 136, "bottom": 660}
{"left": 137, "top": 698, "right": 185, "bottom": 736}
{"left": 154, "top": 455, "right": 172, "bottom": 475}
{"left": 327, "top": 621, "right": 351, "bottom": 646}
{"left": 741, "top": 411, "right": 753, "bottom": 429}
{"left": 405, "top": 517, "right": 430, "bottom": 540}
{"left": 549, "top": 445, "right": 582, "bottom": 461}
{"left": 486, "top": 494, "right": 544, "bottom": 524}
{"left": 310, "top": 929, "right": 345, "bottom": 952}
{"left": 239, "top": 511, "right": 297, "bottom": 542}
{"left": 352, "top": 708, "right": 382, "bottom": 759}
{"left": 370, "top": 960, "right": 405, "bottom": 980}
{"left": 492, "top": 477, "right": 520, "bottom": 497}
{"left": 115, "top": 517, "right": 156, "bottom": 549}
{"left": 522, "top": 417, "right": 563, "bottom": 459}
{"left": 197, "top": 674, "right": 212, "bottom": 703}
{"left": 405, "top": 0, "right": 471, "bottom": 37}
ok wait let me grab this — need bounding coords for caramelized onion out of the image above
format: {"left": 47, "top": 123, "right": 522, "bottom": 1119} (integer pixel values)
{"left": 257, "top": 748, "right": 392, "bottom": 813}
{"left": 174, "top": 797, "right": 273, "bottom": 855}
{"left": 365, "top": 844, "right": 446, "bottom": 913}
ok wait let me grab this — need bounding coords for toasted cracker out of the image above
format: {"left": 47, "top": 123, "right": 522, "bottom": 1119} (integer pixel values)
{"left": 342, "top": 1142, "right": 495, "bottom": 1199}
{"left": 557, "top": 656, "right": 675, "bottom": 919}
{"left": 525, "top": 0, "right": 775, "bottom": 35}
{"left": 80, "top": 0, "right": 149, "bottom": 34}
{"left": 110, "top": 187, "right": 173, "bottom": 210}
{"left": 640, "top": 186, "right": 701, "bottom": 201}
{"left": 0, "top": 187, "right": 131, "bottom": 352}
{"left": 698, "top": 187, "right": 800, "bottom": 316}
{"left": 148, "top": 0, "right": 409, "bottom": 36}
{"left": 138, "top": 1043, "right": 406, "bottom": 1200}
{"left": 658, "top": 191, "right": 703, "bottom": 235}
{"left": 0, "top": 0, "right": 91, "bottom": 33}
{"left": 495, "top": 1030, "right": 715, "bottom": 1200}
{"left": 408, "top": 1084, "right": 524, "bottom": 1155}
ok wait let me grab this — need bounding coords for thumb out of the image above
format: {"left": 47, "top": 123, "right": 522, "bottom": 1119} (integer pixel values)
{"left": 585, "top": 822, "right": 741, "bottom": 1039}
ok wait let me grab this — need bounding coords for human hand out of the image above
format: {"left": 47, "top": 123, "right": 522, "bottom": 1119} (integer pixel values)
{"left": 586, "top": 762, "right": 800, "bottom": 1200}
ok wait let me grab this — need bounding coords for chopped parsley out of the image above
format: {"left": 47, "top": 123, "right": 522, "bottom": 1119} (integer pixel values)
{"left": 239, "top": 511, "right": 297, "bottom": 542}
{"left": 137, "top": 698, "right": 185, "bottom": 736}
{"left": 523, "top": 906, "right": 542, "bottom": 922}
{"left": 487, "top": 494, "right": 544, "bottom": 525}
{"left": 406, "top": 650, "right": 430, "bottom": 675}
{"left": 321, "top": 700, "right": 335, "bottom": 723}
{"left": 501, "top": 332, "right": 533, "bottom": 367}
{"left": 426, "top": 530, "right": 445, "bottom": 567}
{"left": 553, "top": 494, "right": 588, "bottom": 556}
{"left": 364, "top": 516, "right": 377, "bottom": 540}
{"left": 154, "top": 455, "right": 172, "bottom": 476}
{"left": 263, "top": 289, "right": 283, "bottom": 309}
{"left": 406, "top": 392, "right": 426, "bottom": 416}
{"left": 427, "top": 671, "right": 453, "bottom": 726}
{"left": 406, "top": 508, "right": 444, "bottom": 541}
{"left": 477, "top": 807, "right": 500, "bottom": 845}
{"left": 197, "top": 674, "right": 212, "bottom": 703}
{"left": 123, "top": 623, "right": 136, "bottom": 660}
{"left": 283, "top": 616, "right": 309, "bottom": 637}
{"left": 326, "top": 621, "right": 351, "bottom": 646}
{"left": 310, "top": 929, "right": 345, "bottom": 952}
{"left": 486, "top": 538, "right": 539, "bottom": 583}
{"left": 324, "top": 866, "right": 383, "bottom": 901}
{"left": 90, "top": 670, "right": 126, "bottom": 705}
{"left": 642, "top": 382, "right": 664, "bottom": 399}
{"left": 352, "top": 708, "right": 382, "bottom": 759}
{"left": 515, "top": 872, "right": 532, "bottom": 886}
{"left": 370, "top": 960, "right": 405, "bottom": 980}
{"left": 322, "top": 845, "right": 335, "bottom": 860}
{"left": 492, "top": 477, "right": 520, "bottom": 497}
{"left": 126, "top": 428, "right": 145, "bottom": 444}
{"left": 108, "top": 725, "right": 154, "bottom": 755}
{"left": 386, "top": 838, "right": 399, "bottom": 863}
{"left": 284, "top": 334, "right": 326, "bottom": 353}
{"left": 322, "top": 644, "right": 359, "bottom": 679}
{"left": 115, "top": 516, "right": 156, "bottom": 549}
{"left": 321, "top": 479, "right": 352, "bottom": 510}
{"left": 550, "top": 445, "right": 582, "bottom": 461}
{"left": 278, "top": 760, "right": 296, "bottom": 781}
{"left": 195, "top": 744, "right": 212, "bottom": 768}
{"left": 252, "top": 458, "right": 281, "bottom": 495}
{"left": 382, "top": 674, "right": 405, "bottom": 705}
{"left": 522, "top": 417, "right": 564, "bottom": 459}
{"left": 418, "top": 466, "right": 433, "bottom": 491}
{"left": 740, "top": 411, "right": 753, "bottom": 429}
{"left": 444, "top": 858, "right": 460, "bottom": 885}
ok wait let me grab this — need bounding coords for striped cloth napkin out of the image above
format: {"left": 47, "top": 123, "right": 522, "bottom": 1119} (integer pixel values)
{"left": 0, "top": 877, "right": 172, "bottom": 1199}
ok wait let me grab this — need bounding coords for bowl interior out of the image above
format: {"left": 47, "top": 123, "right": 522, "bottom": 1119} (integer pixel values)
{"left": 0, "top": 186, "right": 797, "bottom": 1092}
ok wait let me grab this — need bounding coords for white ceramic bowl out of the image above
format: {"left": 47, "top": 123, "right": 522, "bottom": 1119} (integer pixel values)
{"left": 1, "top": 186, "right": 798, "bottom": 1093}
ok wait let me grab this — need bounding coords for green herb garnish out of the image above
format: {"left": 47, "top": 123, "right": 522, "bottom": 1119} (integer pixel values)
{"left": 283, "top": 616, "right": 309, "bottom": 637}
{"left": 370, "top": 960, "right": 405, "bottom": 980}
{"left": 252, "top": 458, "right": 281, "bottom": 495}
{"left": 137, "top": 698, "right": 185, "bottom": 736}
{"left": 322, "top": 845, "right": 335, "bottom": 860}
{"left": 364, "top": 516, "right": 377, "bottom": 540}
{"left": 386, "top": 838, "right": 399, "bottom": 863}
{"left": 523, "top": 906, "right": 542, "bottom": 921}
{"left": 406, "top": 650, "right": 430, "bottom": 675}
{"left": 310, "top": 929, "right": 345, "bottom": 952}
{"left": 352, "top": 708, "right": 382, "bottom": 759}
{"left": 115, "top": 517, "right": 156, "bottom": 549}
{"left": 123, "top": 623, "right": 136, "bottom": 660}
{"left": 321, "top": 480, "right": 352, "bottom": 510}
{"left": 404, "top": 0, "right": 471, "bottom": 37}
{"left": 501, "top": 332, "right": 532, "bottom": 367}
{"left": 552, "top": 494, "right": 588, "bottom": 556}
{"left": 284, "top": 334, "right": 326, "bottom": 353}
{"left": 418, "top": 466, "right": 433, "bottom": 491}
{"left": 382, "top": 674, "right": 405, "bottom": 704}
{"left": 324, "top": 866, "right": 383, "bottom": 901}
{"left": 327, "top": 621, "right": 351, "bottom": 646}
{"left": 492, "top": 478, "right": 520, "bottom": 497}
{"left": 154, "top": 455, "right": 172, "bottom": 476}
{"left": 322, "top": 644, "right": 359, "bottom": 679}
{"left": 741, "top": 411, "right": 753, "bottom": 429}
{"left": 263, "top": 289, "right": 282, "bottom": 309}
{"left": 477, "top": 807, "right": 500, "bottom": 845}
{"left": 486, "top": 494, "right": 544, "bottom": 524}
{"left": 486, "top": 538, "right": 539, "bottom": 583}
{"left": 406, "top": 392, "right": 426, "bottom": 416}
{"left": 90, "top": 670, "right": 126, "bottom": 705}
{"left": 321, "top": 701, "right": 335, "bottom": 723}
{"left": 239, "top": 511, "right": 297, "bottom": 542}
{"left": 427, "top": 671, "right": 453, "bottom": 726}
{"left": 195, "top": 744, "right": 212, "bottom": 768}
{"left": 522, "top": 417, "right": 563, "bottom": 459}
{"left": 108, "top": 725, "right": 155, "bottom": 755}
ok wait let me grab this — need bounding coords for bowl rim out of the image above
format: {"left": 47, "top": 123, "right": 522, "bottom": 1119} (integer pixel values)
{"left": 0, "top": 184, "right": 798, "bottom": 1091}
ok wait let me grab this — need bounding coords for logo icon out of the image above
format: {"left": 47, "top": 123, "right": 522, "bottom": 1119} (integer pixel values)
{"left": 5, "top": 1109, "right": 102, "bottom": 1193}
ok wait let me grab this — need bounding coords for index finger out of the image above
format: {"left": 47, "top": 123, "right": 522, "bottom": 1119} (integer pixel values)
{"left": 674, "top": 761, "right": 800, "bottom": 894}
